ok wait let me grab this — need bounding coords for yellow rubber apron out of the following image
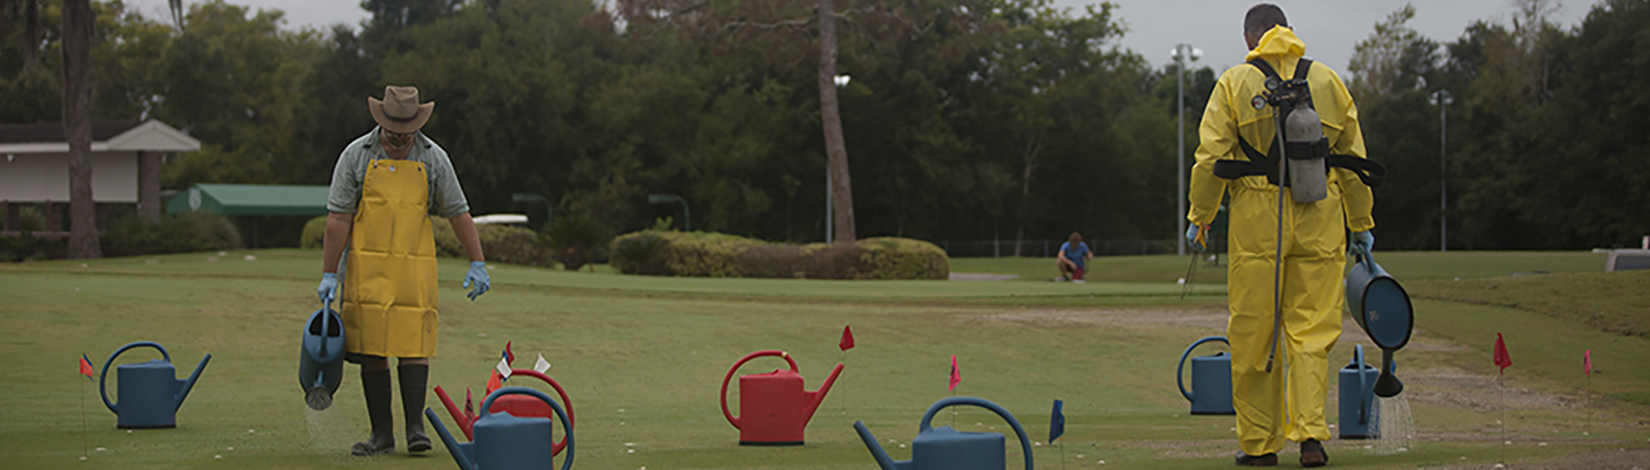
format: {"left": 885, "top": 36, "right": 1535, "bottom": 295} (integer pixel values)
{"left": 343, "top": 158, "right": 439, "bottom": 358}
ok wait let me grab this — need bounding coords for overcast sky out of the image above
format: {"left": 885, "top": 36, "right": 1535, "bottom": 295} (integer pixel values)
{"left": 125, "top": 0, "right": 1596, "bottom": 73}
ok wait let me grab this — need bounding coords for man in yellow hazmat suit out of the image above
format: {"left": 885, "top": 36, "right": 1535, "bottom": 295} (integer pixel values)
{"left": 318, "top": 86, "right": 492, "bottom": 456}
{"left": 1185, "top": 4, "right": 1378, "bottom": 467}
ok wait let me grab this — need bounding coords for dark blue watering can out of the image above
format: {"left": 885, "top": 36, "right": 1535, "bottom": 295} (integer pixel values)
{"left": 1338, "top": 345, "right": 1380, "bottom": 439}
{"left": 428, "top": 387, "right": 574, "bottom": 470}
{"left": 1177, "top": 336, "right": 1234, "bottom": 415}
{"left": 100, "top": 341, "right": 211, "bottom": 429}
{"left": 853, "top": 396, "right": 1033, "bottom": 470}
{"left": 1345, "top": 251, "right": 1413, "bottom": 398}
{"left": 298, "top": 301, "right": 345, "bottom": 410}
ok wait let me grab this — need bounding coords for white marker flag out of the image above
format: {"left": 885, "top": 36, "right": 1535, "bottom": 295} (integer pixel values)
{"left": 496, "top": 356, "right": 513, "bottom": 379}
{"left": 534, "top": 354, "right": 551, "bottom": 374}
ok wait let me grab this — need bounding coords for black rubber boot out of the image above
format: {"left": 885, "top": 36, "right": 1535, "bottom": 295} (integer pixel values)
{"left": 1299, "top": 439, "right": 1329, "bottom": 467}
{"left": 400, "top": 364, "right": 432, "bottom": 453}
{"left": 1234, "top": 451, "right": 1278, "bottom": 466}
{"left": 351, "top": 368, "right": 396, "bottom": 456}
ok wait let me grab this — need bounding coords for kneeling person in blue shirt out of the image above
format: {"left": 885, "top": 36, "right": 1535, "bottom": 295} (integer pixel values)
{"left": 1057, "top": 232, "right": 1093, "bottom": 283}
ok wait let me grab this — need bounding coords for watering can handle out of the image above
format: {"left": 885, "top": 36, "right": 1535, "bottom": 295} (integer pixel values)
{"left": 100, "top": 341, "right": 171, "bottom": 414}
{"left": 508, "top": 368, "right": 576, "bottom": 455}
{"left": 719, "top": 350, "right": 799, "bottom": 429}
{"left": 1354, "top": 345, "right": 1368, "bottom": 425}
{"left": 478, "top": 387, "right": 575, "bottom": 470}
{"left": 1351, "top": 246, "right": 1376, "bottom": 269}
{"left": 1177, "top": 336, "right": 1229, "bottom": 402}
{"left": 918, "top": 397, "right": 1035, "bottom": 470}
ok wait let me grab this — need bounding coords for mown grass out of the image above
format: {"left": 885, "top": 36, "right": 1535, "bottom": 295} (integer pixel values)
{"left": 0, "top": 249, "right": 1644, "bottom": 470}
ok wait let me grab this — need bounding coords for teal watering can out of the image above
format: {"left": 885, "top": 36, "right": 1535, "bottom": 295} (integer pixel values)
{"left": 298, "top": 301, "right": 345, "bottom": 410}
{"left": 1345, "top": 251, "right": 1413, "bottom": 398}
{"left": 428, "top": 387, "right": 573, "bottom": 470}
{"left": 853, "top": 396, "right": 1033, "bottom": 470}
{"left": 100, "top": 341, "right": 210, "bottom": 429}
{"left": 1338, "top": 345, "right": 1380, "bottom": 439}
{"left": 1177, "top": 336, "right": 1234, "bottom": 415}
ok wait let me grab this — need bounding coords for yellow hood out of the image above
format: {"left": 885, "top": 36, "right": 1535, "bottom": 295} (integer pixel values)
{"left": 1244, "top": 25, "right": 1306, "bottom": 62}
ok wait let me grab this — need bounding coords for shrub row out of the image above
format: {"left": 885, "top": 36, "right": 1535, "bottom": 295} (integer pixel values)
{"left": 301, "top": 216, "right": 552, "bottom": 268}
{"left": 3, "top": 213, "right": 244, "bottom": 262}
{"left": 608, "top": 230, "right": 949, "bottom": 280}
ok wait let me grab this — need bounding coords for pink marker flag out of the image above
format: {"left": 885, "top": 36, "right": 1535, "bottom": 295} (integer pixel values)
{"left": 948, "top": 355, "right": 961, "bottom": 391}
{"left": 1584, "top": 349, "right": 1592, "bottom": 376}
{"left": 839, "top": 325, "right": 856, "bottom": 352}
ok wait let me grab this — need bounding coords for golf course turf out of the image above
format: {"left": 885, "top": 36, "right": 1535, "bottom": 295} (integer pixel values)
{"left": 1, "top": 249, "right": 1645, "bottom": 469}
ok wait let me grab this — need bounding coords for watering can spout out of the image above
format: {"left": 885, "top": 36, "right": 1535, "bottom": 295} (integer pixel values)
{"left": 802, "top": 363, "right": 844, "bottom": 424}
{"left": 853, "top": 420, "right": 907, "bottom": 470}
{"left": 175, "top": 353, "right": 211, "bottom": 411}
{"left": 1374, "top": 349, "right": 1404, "bottom": 398}
{"left": 427, "top": 408, "right": 479, "bottom": 470}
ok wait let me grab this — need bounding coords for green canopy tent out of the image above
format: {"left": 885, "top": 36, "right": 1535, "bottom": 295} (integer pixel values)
{"left": 166, "top": 184, "right": 330, "bottom": 247}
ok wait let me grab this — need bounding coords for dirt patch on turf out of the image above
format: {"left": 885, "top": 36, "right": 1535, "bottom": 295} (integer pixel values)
{"left": 968, "top": 306, "right": 1230, "bottom": 331}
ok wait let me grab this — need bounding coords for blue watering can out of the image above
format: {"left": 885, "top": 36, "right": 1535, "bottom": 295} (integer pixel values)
{"left": 1345, "top": 251, "right": 1413, "bottom": 398}
{"left": 298, "top": 301, "right": 345, "bottom": 410}
{"left": 1338, "top": 345, "right": 1380, "bottom": 439}
{"left": 100, "top": 341, "right": 211, "bottom": 429}
{"left": 1176, "top": 336, "right": 1234, "bottom": 415}
{"left": 428, "top": 387, "right": 574, "bottom": 470}
{"left": 853, "top": 396, "right": 1034, "bottom": 470}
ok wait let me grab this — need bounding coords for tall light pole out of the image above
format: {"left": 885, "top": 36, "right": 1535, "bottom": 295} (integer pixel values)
{"left": 1429, "top": 89, "right": 1453, "bottom": 252}
{"left": 827, "top": 74, "right": 851, "bottom": 244}
{"left": 1171, "top": 44, "right": 1202, "bottom": 256}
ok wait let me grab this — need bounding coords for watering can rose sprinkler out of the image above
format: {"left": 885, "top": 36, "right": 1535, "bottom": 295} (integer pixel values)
{"left": 434, "top": 368, "right": 576, "bottom": 456}
{"left": 721, "top": 350, "right": 844, "bottom": 445}
{"left": 853, "top": 396, "right": 1034, "bottom": 470}
{"left": 1344, "top": 250, "right": 1414, "bottom": 398}
{"left": 428, "top": 387, "right": 574, "bottom": 470}
{"left": 100, "top": 341, "right": 211, "bottom": 429}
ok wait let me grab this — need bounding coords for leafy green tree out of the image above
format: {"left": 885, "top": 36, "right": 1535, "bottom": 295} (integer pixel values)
{"left": 152, "top": 1, "right": 325, "bottom": 188}
{"left": 1346, "top": 4, "right": 1446, "bottom": 249}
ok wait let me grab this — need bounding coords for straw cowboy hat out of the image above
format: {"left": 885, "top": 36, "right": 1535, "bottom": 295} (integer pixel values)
{"left": 367, "top": 86, "right": 434, "bottom": 134}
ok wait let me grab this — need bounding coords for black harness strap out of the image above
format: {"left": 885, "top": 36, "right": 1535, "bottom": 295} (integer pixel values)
{"left": 1211, "top": 58, "right": 1386, "bottom": 188}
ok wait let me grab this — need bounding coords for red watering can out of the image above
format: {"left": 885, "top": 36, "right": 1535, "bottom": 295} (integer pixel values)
{"left": 720, "top": 350, "right": 843, "bottom": 446}
{"left": 434, "top": 368, "right": 575, "bottom": 456}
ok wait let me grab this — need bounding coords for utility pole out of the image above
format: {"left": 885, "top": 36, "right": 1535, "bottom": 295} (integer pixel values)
{"left": 1171, "top": 44, "right": 1201, "bottom": 256}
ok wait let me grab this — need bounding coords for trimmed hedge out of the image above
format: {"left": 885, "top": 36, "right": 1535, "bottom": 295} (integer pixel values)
{"left": 300, "top": 215, "right": 552, "bottom": 267}
{"left": 101, "top": 213, "right": 243, "bottom": 257}
{"left": 609, "top": 230, "right": 949, "bottom": 280}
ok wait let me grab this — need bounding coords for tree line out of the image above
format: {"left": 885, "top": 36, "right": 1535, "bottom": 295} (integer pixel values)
{"left": 2, "top": 0, "right": 1645, "bottom": 251}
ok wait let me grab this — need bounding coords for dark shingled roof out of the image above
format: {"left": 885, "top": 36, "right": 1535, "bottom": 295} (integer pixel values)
{"left": 0, "top": 120, "right": 145, "bottom": 144}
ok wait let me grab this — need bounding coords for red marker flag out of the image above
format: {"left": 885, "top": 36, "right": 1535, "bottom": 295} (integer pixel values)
{"left": 464, "top": 387, "right": 475, "bottom": 417}
{"left": 1493, "top": 333, "right": 1513, "bottom": 374}
{"left": 948, "top": 355, "right": 961, "bottom": 391}
{"left": 79, "top": 354, "right": 94, "bottom": 380}
{"left": 1584, "top": 349, "right": 1592, "bottom": 376}
{"left": 839, "top": 325, "right": 855, "bottom": 352}
{"left": 486, "top": 370, "right": 504, "bottom": 394}
{"left": 502, "top": 341, "right": 515, "bottom": 364}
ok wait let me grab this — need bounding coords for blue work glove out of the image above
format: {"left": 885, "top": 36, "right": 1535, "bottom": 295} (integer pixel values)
{"left": 1185, "top": 224, "right": 1209, "bottom": 253}
{"left": 463, "top": 261, "right": 491, "bottom": 301}
{"left": 317, "top": 272, "right": 339, "bottom": 306}
{"left": 1351, "top": 230, "right": 1374, "bottom": 259}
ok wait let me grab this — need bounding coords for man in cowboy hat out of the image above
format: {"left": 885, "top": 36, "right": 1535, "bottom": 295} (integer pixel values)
{"left": 318, "top": 85, "right": 492, "bottom": 456}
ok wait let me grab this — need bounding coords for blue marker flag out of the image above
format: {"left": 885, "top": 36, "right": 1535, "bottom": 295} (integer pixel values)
{"left": 1049, "top": 399, "right": 1065, "bottom": 443}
